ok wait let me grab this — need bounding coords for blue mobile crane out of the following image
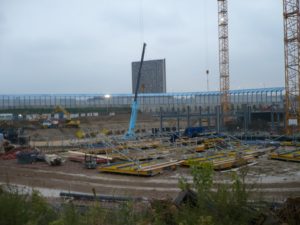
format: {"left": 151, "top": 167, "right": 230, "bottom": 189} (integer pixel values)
{"left": 124, "top": 43, "right": 147, "bottom": 139}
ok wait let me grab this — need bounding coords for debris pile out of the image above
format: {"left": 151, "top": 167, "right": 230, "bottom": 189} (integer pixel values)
{"left": 277, "top": 197, "right": 300, "bottom": 225}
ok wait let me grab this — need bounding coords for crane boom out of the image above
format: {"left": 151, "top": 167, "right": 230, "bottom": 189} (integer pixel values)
{"left": 124, "top": 43, "right": 147, "bottom": 139}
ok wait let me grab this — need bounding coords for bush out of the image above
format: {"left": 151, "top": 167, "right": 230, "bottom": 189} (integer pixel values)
{"left": 0, "top": 185, "right": 57, "bottom": 225}
{"left": 177, "top": 162, "right": 260, "bottom": 225}
{"left": 0, "top": 165, "right": 263, "bottom": 225}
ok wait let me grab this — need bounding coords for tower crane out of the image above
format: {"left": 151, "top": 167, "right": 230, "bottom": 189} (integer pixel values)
{"left": 283, "top": 0, "right": 300, "bottom": 134}
{"left": 216, "top": 0, "right": 300, "bottom": 134}
{"left": 124, "top": 43, "right": 147, "bottom": 139}
{"left": 218, "top": 0, "right": 230, "bottom": 123}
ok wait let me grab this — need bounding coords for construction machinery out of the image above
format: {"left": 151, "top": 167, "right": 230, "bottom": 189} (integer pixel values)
{"left": 124, "top": 43, "right": 147, "bottom": 139}
{"left": 216, "top": 0, "right": 300, "bottom": 134}
{"left": 52, "top": 106, "right": 80, "bottom": 128}
{"left": 84, "top": 154, "right": 98, "bottom": 169}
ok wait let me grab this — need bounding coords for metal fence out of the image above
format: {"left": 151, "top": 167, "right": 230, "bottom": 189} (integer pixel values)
{"left": 0, "top": 87, "right": 284, "bottom": 113}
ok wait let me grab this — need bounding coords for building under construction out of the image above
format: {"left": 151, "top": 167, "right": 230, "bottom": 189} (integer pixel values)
{"left": 0, "top": 1, "right": 300, "bottom": 213}
{"left": 132, "top": 59, "right": 167, "bottom": 94}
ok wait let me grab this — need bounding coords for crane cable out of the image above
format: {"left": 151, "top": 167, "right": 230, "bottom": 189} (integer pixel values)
{"left": 139, "top": 0, "right": 145, "bottom": 46}
{"left": 203, "top": 0, "right": 210, "bottom": 92}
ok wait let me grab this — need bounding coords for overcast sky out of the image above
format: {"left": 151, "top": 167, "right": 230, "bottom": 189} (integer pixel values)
{"left": 0, "top": 0, "right": 284, "bottom": 94}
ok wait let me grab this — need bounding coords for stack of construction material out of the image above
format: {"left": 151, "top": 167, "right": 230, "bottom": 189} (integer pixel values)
{"left": 0, "top": 149, "right": 17, "bottom": 160}
{"left": 44, "top": 154, "right": 64, "bottom": 166}
{"left": 98, "top": 160, "right": 183, "bottom": 176}
{"left": 181, "top": 152, "right": 255, "bottom": 171}
{"left": 60, "top": 192, "right": 144, "bottom": 202}
{"left": 1, "top": 146, "right": 44, "bottom": 161}
{"left": 269, "top": 149, "right": 300, "bottom": 162}
{"left": 16, "top": 149, "right": 39, "bottom": 164}
{"left": 67, "top": 151, "right": 111, "bottom": 164}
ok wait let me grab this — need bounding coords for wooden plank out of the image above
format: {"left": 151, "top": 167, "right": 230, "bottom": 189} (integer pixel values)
{"left": 141, "top": 160, "right": 184, "bottom": 172}
{"left": 67, "top": 151, "right": 112, "bottom": 161}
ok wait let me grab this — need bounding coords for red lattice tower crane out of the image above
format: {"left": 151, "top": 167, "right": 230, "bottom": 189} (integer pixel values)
{"left": 283, "top": 0, "right": 300, "bottom": 134}
{"left": 218, "top": 0, "right": 230, "bottom": 121}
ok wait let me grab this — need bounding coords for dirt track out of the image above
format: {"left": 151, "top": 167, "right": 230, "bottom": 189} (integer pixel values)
{"left": 1, "top": 155, "right": 299, "bottom": 201}
{"left": 26, "top": 113, "right": 162, "bottom": 141}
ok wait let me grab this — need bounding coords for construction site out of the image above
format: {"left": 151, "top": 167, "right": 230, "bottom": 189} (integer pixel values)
{"left": 0, "top": 1, "right": 300, "bottom": 225}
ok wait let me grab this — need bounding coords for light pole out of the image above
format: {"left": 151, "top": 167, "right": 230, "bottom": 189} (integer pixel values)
{"left": 104, "top": 94, "right": 111, "bottom": 114}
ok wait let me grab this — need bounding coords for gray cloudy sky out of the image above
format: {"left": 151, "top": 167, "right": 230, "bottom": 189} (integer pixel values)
{"left": 0, "top": 0, "right": 284, "bottom": 94}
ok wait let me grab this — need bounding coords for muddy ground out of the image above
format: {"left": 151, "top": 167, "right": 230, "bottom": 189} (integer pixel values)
{"left": 0, "top": 155, "right": 299, "bottom": 202}
{"left": 25, "top": 113, "right": 162, "bottom": 141}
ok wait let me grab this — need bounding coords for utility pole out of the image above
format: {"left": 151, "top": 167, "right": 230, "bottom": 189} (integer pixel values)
{"left": 283, "top": 0, "right": 300, "bottom": 134}
{"left": 218, "top": 0, "right": 230, "bottom": 122}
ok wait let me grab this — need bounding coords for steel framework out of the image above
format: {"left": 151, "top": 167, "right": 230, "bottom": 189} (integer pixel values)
{"left": 218, "top": 0, "right": 230, "bottom": 119}
{"left": 283, "top": 0, "right": 300, "bottom": 134}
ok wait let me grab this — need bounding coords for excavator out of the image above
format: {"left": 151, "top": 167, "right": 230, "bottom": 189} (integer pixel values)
{"left": 52, "top": 106, "right": 80, "bottom": 128}
{"left": 42, "top": 106, "right": 80, "bottom": 128}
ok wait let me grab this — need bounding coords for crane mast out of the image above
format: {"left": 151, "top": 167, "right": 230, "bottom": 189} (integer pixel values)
{"left": 283, "top": 0, "right": 300, "bottom": 134}
{"left": 218, "top": 0, "right": 230, "bottom": 121}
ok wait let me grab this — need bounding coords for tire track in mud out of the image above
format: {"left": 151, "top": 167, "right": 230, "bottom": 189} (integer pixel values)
{"left": 1, "top": 162, "right": 300, "bottom": 200}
